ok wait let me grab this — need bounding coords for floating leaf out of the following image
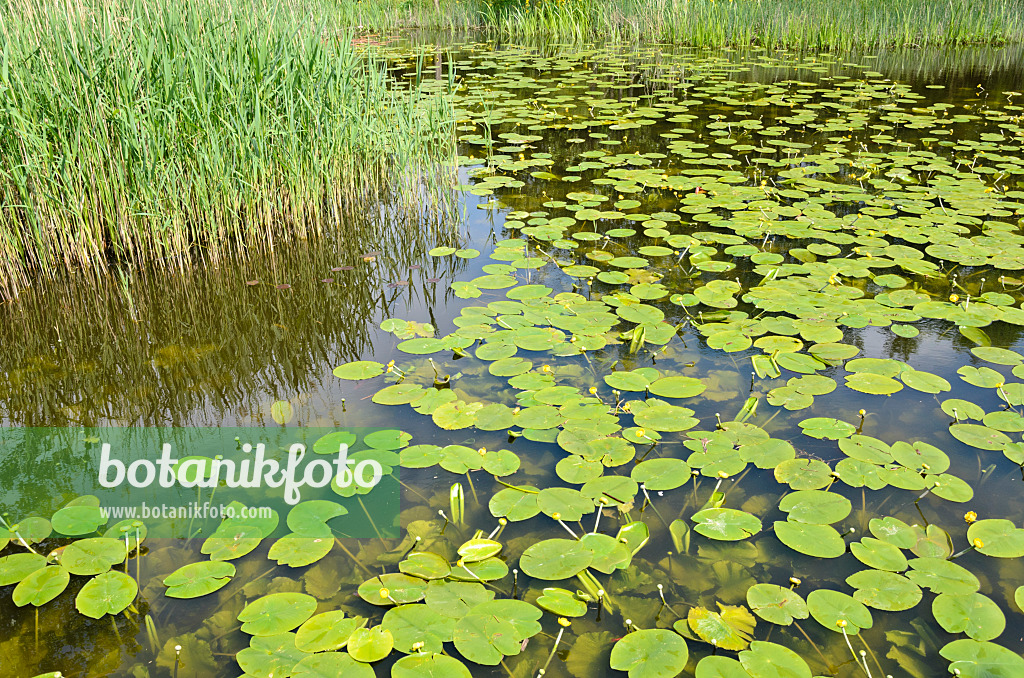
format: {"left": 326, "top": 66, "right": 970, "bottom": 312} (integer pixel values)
{"left": 950, "top": 424, "right": 1010, "bottom": 451}
{"left": 773, "top": 521, "right": 845, "bottom": 558}
{"left": 807, "top": 589, "right": 873, "bottom": 634}
{"left": 933, "top": 593, "right": 1005, "bottom": 641}
{"left": 75, "top": 571, "right": 138, "bottom": 619}
{"left": 382, "top": 604, "right": 456, "bottom": 654}
{"left": 746, "top": 584, "right": 808, "bottom": 626}
{"left": 778, "top": 490, "right": 851, "bottom": 525}
{"left": 295, "top": 610, "right": 366, "bottom": 652}
{"left": 692, "top": 508, "right": 761, "bottom": 541}
{"left": 164, "top": 561, "right": 235, "bottom": 599}
{"left": 12, "top": 566, "right": 69, "bottom": 607}
{"left": 333, "top": 361, "right": 385, "bottom": 380}
{"left": 520, "top": 539, "right": 593, "bottom": 580}
{"left": 392, "top": 653, "right": 473, "bottom": 678}
{"left": 682, "top": 603, "right": 755, "bottom": 651}
{"left": 939, "top": 639, "right": 1024, "bottom": 677}
{"left": 238, "top": 592, "right": 317, "bottom": 636}
{"left": 850, "top": 538, "right": 908, "bottom": 572}
{"left": 968, "top": 519, "right": 1024, "bottom": 557}
{"left": 536, "top": 587, "right": 588, "bottom": 617}
{"left": 347, "top": 626, "right": 394, "bottom": 663}
{"left": 738, "top": 641, "right": 811, "bottom": 678}
{"left": 846, "top": 570, "right": 922, "bottom": 611}
{"left": 609, "top": 628, "right": 689, "bottom": 678}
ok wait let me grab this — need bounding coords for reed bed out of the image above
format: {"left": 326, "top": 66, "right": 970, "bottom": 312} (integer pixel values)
{"left": 0, "top": 0, "right": 459, "bottom": 296}
{"left": 335, "top": 0, "right": 1024, "bottom": 48}
{"left": 480, "top": 0, "right": 1024, "bottom": 48}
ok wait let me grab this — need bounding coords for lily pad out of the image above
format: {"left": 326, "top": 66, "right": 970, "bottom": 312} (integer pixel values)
{"left": 238, "top": 592, "right": 317, "bottom": 635}
{"left": 846, "top": 570, "right": 922, "bottom": 611}
{"left": 806, "top": 589, "right": 873, "bottom": 634}
{"left": 692, "top": 508, "right": 762, "bottom": 541}
{"left": 933, "top": 593, "right": 1005, "bottom": 641}
{"left": 773, "top": 521, "right": 845, "bottom": 558}
{"left": 746, "top": 584, "right": 808, "bottom": 626}
{"left": 609, "top": 628, "right": 689, "bottom": 678}
{"left": 520, "top": 538, "right": 593, "bottom": 580}
{"left": 75, "top": 570, "right": 138, "bottom": 619}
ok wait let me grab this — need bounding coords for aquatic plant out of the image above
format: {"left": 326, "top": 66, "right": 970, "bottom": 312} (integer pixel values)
{"left": 0, "top": 0, "right": 458, "bottom": 295}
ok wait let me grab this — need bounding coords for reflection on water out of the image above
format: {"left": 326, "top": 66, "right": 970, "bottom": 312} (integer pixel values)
{"left": 2, "top": 39, "right": 1024, "bottom": 678}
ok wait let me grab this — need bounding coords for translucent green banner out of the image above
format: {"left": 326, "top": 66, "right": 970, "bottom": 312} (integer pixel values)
{"left": 0, "top": 427, "right": 400, "bottom": 539}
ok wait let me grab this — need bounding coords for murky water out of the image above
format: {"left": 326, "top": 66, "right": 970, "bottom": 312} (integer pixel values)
{"left": 2, "top": 42, "right": 1024, "bottom": 678}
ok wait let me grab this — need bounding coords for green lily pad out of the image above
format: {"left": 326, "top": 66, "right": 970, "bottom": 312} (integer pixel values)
{"left": 707, "top": 331, "right": 752, "bottom": 352}
{"left": 738, "top": 641, "right": 812, "bottom": 678}
{"left": 648, "top": 376, "right": 707, "bottom": 398}
{"left": 933, "top": 593, "right": 1005, "bottom": 641}
{"left": 971, "top": 346, "right": 1023, "bottom": 365}
{"left": 236, "top": 632, "right": 306, "bottom": 677}
{"left": 778, "top": 490, "right": 851, "bottom": 525}
{"left": 536, "top": 587, "right": 589, "bottom": 617}
{"left": 520, "top": 539, "right": 593, "bottom": 580}
{"left": 381, "top": 604, "right": 456, "bottom": 654}
{"left": 773, "top": 521, "right": 845, "bottom": 558}
{"left": 536, "top": 487, "right": 593, "bottom": 522}
{"left": 807, "top": 589, "right": 873, "bottom": 634}
{"left": 347, "top": 626, "right": 394, "bottom": 663}
{"left": 798, "top": 417, "right": 856, "bottom": 440}
{"left": 293, "top": 653, "right": 373, "bottom": 678}
{"left": 850, "top": 538, "right": 908, "bottom": 572}
{"left": 950, "top": 424, "right": 1011, "bottom": 451}
{"left": 238, "top": 592, "right": 317, "bottom": 635}
{"left": 746, "top": 584, "right": 808, "bottom": 626}
{"left": 0, "top": 553, "right": 46, "bottom": 586}
{"left": 452, "top": 600, "right": 541, "bottom": 665}
{"left": 295, "top": 610, "right": 367, "bottom": 652}
{"left": 60, "top": 537, "right": 126, "bottom": 575}
{"left": 392, "top": 653, "right": 473, "bottom": 678}
{"left": 75, "top": 570, "right": 138, "bottom": 619}
{"left": 774, "top": 458, "right": 832, "bottom": 490}
{"left": 939, "top": 639, "right": 1024, "bottom": 677}
{"left": 333, "top": 361, "right": 385, "bottom": 380}
{"left": 845, "top": 373, "right": 904, "bottom": 395}
{"left": 682, "top": 603, "right": 756, "bottom": 651}
{"left": 609, "top": 628, "right": 689, "bottom": 678}
{"left": 12, "top": 566, "right": 69, "bottom": 607}
{"left": 358, "top": 573, "right": 427, "bottom": 606}
{"left": 846, "top": 570, "right": 922, "bottom": 611}
{"left": 50, "top": 505, "right": 106, "bottom": 536}
{"left": 968, "top": 519, "right": 1024, "bottom": 557}
{"left": 631, "top": 458, "right": 692, "bottom": 491}
{"left": 692, "top": 508, "right": 762, "bottom": 541}
{"left": 457, "top": 539, "right": 502, "bottom": 563}
{"left": 164, "top": 561, "right": 235, "bottom": 599}
{"left": 899, "top": 370, "right": 952, "bottom": 394}
{"left": 489, "top": 487, "right": 541, "bottom": 522}
{"left": 906, "top": 558, "right": 980, "bottom": 595}
{"left": 605, "top": 370, "right": 656, "bottom": 392}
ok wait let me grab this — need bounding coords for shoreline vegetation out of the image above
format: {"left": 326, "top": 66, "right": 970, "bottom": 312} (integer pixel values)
{"left": 0, "top": 0, "right": 458, "bottom": 296}
{"left": 1, "top": 0, "right": 1023, "bottom": 295}
{"left": 351, "top": 0, "right": 1024, "bottom": 48}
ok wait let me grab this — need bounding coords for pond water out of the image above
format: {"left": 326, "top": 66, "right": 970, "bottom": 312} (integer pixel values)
{"left": 2, "top": 41, "right": 1024, "bottom": 678}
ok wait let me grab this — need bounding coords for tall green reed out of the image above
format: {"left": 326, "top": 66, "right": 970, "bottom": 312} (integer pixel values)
{"left": 0, "top": 0, "right": 459, "bottom": 295}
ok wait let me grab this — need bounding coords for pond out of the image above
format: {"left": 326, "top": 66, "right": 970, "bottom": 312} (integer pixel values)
{"left": 2, "top": 39, "right": 1024, "bottom": 678}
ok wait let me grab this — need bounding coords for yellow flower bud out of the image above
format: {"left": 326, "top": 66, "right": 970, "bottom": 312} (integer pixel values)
{"left": 558, "top": 617, "right": 571, "bottom": 627}
{"left": 973, "top": 538, "right": 984, "bottom": 549}
{"left": 379, "top": 588, "right": 390, "bottom": 599}
{"left": 964, "top": 511, "right": 978, "bottom": 524}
